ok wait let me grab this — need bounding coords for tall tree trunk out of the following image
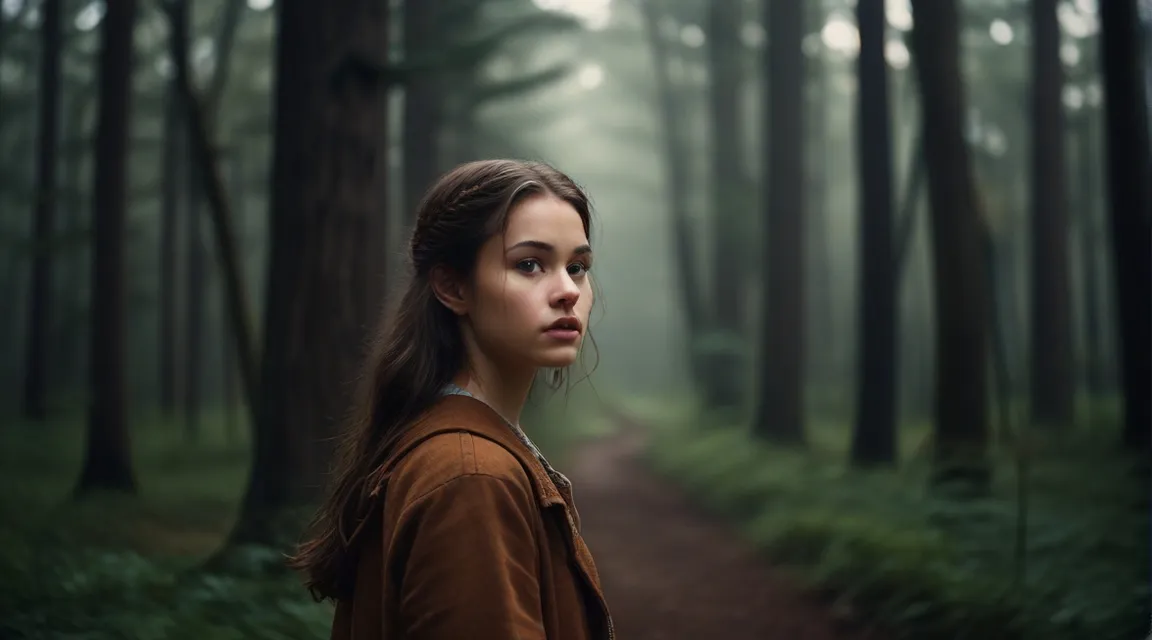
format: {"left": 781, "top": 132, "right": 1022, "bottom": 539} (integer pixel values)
{"left": 1098, "top": 0, "right": 1152, "bottom": 453}
{"left": 169, "top": 0, "right": 203, "bottom": 442}
{"left": 223, "top": 146, "right": 244, "bottom": 444}
{"left": 230, "top": 0, "right": 392, "bottom": 544}
{"left": 805, "top": 1, "right": 835, "bottom": 397}
{"left": 703, "top": 0, "right": 744, "bottom": 411}
{"left": 22, "top": 0, "right": 62, "bottom": 421}
{"left": 402, "top": 0, "right": 442, "bottom": 225}
{"left": 753, "top": 0, "right": 805, "bottom": 444}
{"left": 158, "top": 82, "right": 182, "bottom": 415}
{"left": 850, "top": 0, "right": 897, "bottom": 466}
{"left": 75, "top": 0, "right": 138, "bottom": 495}
{"left": 185, "top": 159, "right": 205, "bottom": 441}
{"left": 1076, "top": 114, "right": 1103, "bottom": 398}
{"left": 908, "top": 0, "right": 990, "bottom": 494}
{"left": 1028, "top": 0, "right": 1074, "bottom": 429}
{"left": 639, "top": 0, "right": 704, "bottom": 392}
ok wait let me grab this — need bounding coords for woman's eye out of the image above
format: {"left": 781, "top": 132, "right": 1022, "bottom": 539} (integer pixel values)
{"left": 567, "top": 262, "right": 589, "bottom": 277}
{"left": 516, "top": 259, "right": 542, "bottom": 273}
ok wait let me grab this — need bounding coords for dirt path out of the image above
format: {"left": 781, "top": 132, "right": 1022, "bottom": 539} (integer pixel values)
{"left": 566, "top": 423, "right": 879, "bottom": 640}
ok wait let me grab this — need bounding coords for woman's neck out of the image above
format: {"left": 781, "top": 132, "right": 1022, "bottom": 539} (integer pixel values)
{"left": 452, "top": 357, "right": 534, "bottom": 427}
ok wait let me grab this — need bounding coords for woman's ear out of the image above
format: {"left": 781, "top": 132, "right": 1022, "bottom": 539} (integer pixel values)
{"left": 430, "top": 266, "right": 469, "bottom": 316}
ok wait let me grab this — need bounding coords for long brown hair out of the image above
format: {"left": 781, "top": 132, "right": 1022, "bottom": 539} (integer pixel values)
{"left": 288, "top": 159, "right": 594, "bottom": 602}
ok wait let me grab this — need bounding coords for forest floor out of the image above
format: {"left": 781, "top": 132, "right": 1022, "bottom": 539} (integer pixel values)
{"left": 585, "top": 397, "right": 1149, "bottom": 640}
{"left": 0, "top": 400, "right": 1143, "bottom": 639}
{"left": 565, "top": 414, "right": 880, "bottom": 640}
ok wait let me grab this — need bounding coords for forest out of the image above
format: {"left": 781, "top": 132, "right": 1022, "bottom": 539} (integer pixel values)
{"left": 0, "top": 0, "right": 1149, "bottom": 638}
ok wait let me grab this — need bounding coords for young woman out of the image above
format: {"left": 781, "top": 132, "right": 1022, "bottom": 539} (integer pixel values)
{"left": 290, "top": 159, "right": 615, "bottom": 640}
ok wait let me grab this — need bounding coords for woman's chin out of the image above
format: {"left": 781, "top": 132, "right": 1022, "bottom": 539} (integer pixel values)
{"left": 534, "top": 346, "right": 581, "bottom": 369}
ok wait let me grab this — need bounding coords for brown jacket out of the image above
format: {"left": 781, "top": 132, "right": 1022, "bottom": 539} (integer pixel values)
{"left": 330, "top": 394, "right": 615, "bottom": 640}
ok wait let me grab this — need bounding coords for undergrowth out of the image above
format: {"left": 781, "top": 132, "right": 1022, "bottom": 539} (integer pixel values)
{"left": 633, "top": 396, "right": 1150, "bottom": 640}
{"left": 0, "top": 394, "right": 598, "bottom": 639}
{"left": 0, "top": 542, "right": 333, "bottom": 640}
{"left": 0, "top": 407, "right": 332, "bottom": 639}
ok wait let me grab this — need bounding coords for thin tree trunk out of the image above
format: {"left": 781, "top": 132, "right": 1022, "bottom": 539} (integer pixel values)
{"left": 166, "top": 0, "right": 259, "bottom": 436}
{"left": 223, "top": 146, "right": 244, "bottom": 444}
{"left": 753, "top": 0, "right": 805, "bottom": 444}
{"left": 168, "top": 0, "right": 245, "bottom": 438}
{"left": 805, "top": 1, "right": 835, "bottom": 396}
{"left": 893, "top": 75, "right": 933, "bottom": 422}
{"left": 703, "top": 0, "right": 744, "bottom": 411}
{"left": 986, "top": 230, "right": 1016, "bottom": 447}
{"left": 1098, "top": 0, "right": 1152, "bottom": 453}
{"left": 639, "top": 0, "right": 704, "bottom": 391}
{"left": 22, "top": 0, "right": 62, "bottom": 421}
{"left": 1028, "top": 0, "right": 1074, "bottom": 429}
{"left": 168, "top": 0, "right": 203, "bottom": 442}
{"left": 894, "top": 133, "right": 925, "bottom": 279}
{"left": 908, "top": 0, "right": 991, "bottom": 494}
{"left": 850, "top": 0, "right": 897, "bottom": 466}
{"left": 204, "top": 0, "right": 245, "bottom": 112}
{"left": 185, "top": 157, "right": 204, "bottom": 442}
{"left": 1077, "top": 114, "right": 1103, "bottom": 399}
{"left": 158, "top": 82, "right": 182, "bottom": 414}
{"left": 75, "top": 0, "right": 138, "bottom": 495}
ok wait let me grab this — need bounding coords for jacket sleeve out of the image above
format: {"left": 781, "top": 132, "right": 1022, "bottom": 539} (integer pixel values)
{"left": 392, "top": 472, "right": 546, "bottom": 640}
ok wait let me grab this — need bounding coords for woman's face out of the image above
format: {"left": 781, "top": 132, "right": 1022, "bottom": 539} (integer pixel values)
{"left": 462, "top": 192, "right": 594, "bottom": 373}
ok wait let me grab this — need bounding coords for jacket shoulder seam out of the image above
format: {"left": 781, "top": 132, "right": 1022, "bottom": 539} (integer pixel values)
{"left": 400, "top": 468, "right": 536, "bottom": 521}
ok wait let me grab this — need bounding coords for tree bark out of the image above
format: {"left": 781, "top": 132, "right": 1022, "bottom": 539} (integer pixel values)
{"left": 850, "top": 0, "right": 897, "bottom": 466}
{"left": 908, "top": 0, "right": 991, "bottom": 494}
{"left": 231, "top": 0, "right": 392, "bottom": 544}
{"left": 703, "top": 0, "right": 745, "bottom": 411}
{"left": 1098, "top": 0, "right": 1152, "bottom": 453}
{"left": 22, "top": 0, "right": 62, "bottom": 421}
{"left": 753, "top": 0, "right": 805, "bottom": 444}
{"left": 76, "top": 0, "right": 138, "bottom": 495}
{"left": 1028, "top": 0, "right": 1075, "bottom": 429}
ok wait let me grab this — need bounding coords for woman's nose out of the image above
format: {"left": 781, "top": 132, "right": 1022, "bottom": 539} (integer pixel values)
{"left": 551, "top": 274, "right": 581, "bottom": 308}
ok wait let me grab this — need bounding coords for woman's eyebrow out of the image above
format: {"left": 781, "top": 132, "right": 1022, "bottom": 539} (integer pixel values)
{"left": 506, "top": 240, "right": 593, "bottom": 256}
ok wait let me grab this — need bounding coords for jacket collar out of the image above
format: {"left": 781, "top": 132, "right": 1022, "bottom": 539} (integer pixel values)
{"left": 370, "top": 394, "right": 565, "bottom": 509}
